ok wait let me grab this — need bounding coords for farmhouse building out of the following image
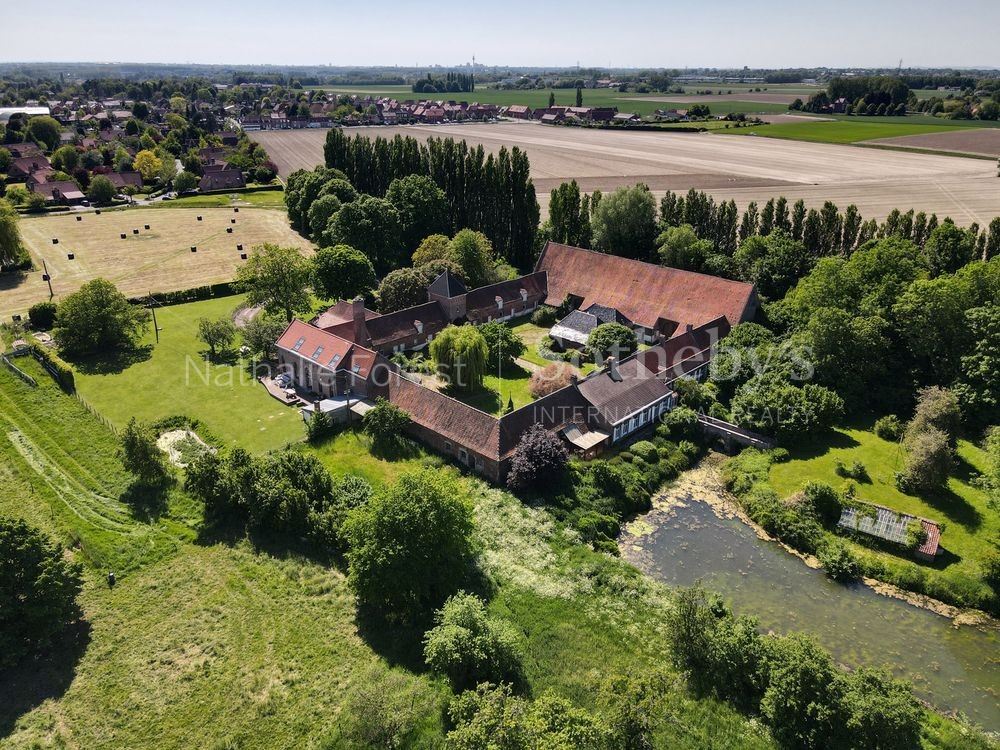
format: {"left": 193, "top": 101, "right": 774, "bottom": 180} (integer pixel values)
{"left": 274, "top": 246, "right": 754, "bottom": 482}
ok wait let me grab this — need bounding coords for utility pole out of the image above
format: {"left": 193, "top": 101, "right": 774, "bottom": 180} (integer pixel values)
{"left": 41, "top": 259, "right": 53, "bottom": 299}
{"left": 148, "top": 292, "right": 160, "bottom": 343}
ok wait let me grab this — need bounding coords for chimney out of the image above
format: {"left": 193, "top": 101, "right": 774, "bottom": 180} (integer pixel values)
{"left": 685, "top": 323, "right": 693, "bottom": 333}
{"left": 606, "top": 356, "right": 621, "bottom": 381}
{"left": 352, "top": 297, "right": 368, "bottom": 345}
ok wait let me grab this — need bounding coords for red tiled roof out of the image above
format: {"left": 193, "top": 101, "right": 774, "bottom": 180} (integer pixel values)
{"left": 919, "top": 520, "right": 941, "bottom": 557}
{"left": 535, "top": 242, "right": 757, "bottom": 331}
{"left": 277, "top": 319, "right": 354, "bottom": 365}
{"left": 313, "top": 299, "right": 379, "bottom": 329}
{"left": 384, "top": 371, "right": 500, "bottom": 459}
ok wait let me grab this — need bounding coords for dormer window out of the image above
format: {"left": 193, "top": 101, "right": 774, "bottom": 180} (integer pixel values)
{"left": 414, "top": 320, "right": 423, "bottom": 334}
{"left": 520, "top": 288, "right": 528, "bottom": 302}
{"left": 495, "top": 295, "right": 503, "bottom": 310}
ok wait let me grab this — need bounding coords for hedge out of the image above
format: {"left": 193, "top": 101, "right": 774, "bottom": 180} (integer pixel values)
{"left": 130, "top": 281, "right": 240, "bottom": 307}
{"left": 29, "top": 342, "right": 75, "bottom": 392}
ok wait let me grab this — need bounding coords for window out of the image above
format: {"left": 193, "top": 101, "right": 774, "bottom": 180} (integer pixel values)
{"left": 459, "top": 448, "right": 469, "bottom": 465}
{"left": 311, "top": 345, "right": 324, "bottom": 359}
{"left": 292, "top": 336, "right": 306, "bottom": 352}
{"left": 474, "top": 456, "right": 484, "bottom": 472}
{"left": 328, "top": 353, "right": 341, "bottom": 367}
{"left": 444, "top": 441, "right": 452, "bottom": 452}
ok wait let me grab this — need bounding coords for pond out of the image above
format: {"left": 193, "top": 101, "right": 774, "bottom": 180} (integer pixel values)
{"left": 621, "top": 492, "right": 1000, "bottom": 731}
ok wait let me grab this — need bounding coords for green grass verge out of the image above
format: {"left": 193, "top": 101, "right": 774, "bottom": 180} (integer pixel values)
{"left": 71, "top": 295, "right": 306, "bottom": 454}
{"left": 302, "top": 427, "right": 432, "bottom": 487}
{"left": 148, "top": 188, "right": 285, "bottom": 209}
{"left": 726, "top": 119, "right": 971, "bottom": 143}
{"left": 769, "top": 426, "right": 998, "bottom": 599}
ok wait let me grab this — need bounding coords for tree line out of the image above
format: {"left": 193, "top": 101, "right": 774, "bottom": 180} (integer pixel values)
{"left": 322, "top": 129, "right": 539, "bottom": 270}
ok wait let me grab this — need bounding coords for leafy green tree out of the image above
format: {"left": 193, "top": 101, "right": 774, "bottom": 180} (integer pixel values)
{"left": 196, "top": 316, "right": 237, "bottom": 358}
{"left": 587, "top": 322, "right": 637, "bottom": 360}
{"left": 411, "top": 233, "right": 451, "bottom": 266}
{"left": 731, "top": 373, "right": 844, "bottom": 439}
{"left": 0, "top": 146, "right": 11, "bottom": 172}
{"left": 733, "top": 230, "right": 814, "bottom": 300}
{"left": 53, "top": 278, "right": 151, "bottom": 355}
{"left": 324, "top": 195, "right": 402, "bottom": 275}
{"left": 26, "top": 115, "right": 61, "bottom": 151}
{"left": 923, "top": 221, "right": 977, "bottom": 277}
{"left": 133, "top": 149, "right": 162, "bottom": 182}
{"left": 836, "top": 668, "right": 922, "bottom": 750}
{"left": 28, "top": 300, "right": 57, "bottom": 330}
{"left": 119, "top": 417, "right": 167, "bottom": 485}
{"left": 343, "top": 469, "right": 475, "bottom": 622}
{"left": 761, "top": 633, "right": 841, "bottom": 750}
{"left": 479, "top": 321, "right": 525, "bottom": 367}
{"left": 804, "top": 308, "right": 890, "bottom": 409}
{"left": 0, "top": 517, "right": 83, "bottom": 668}
{"left": 361, "top": 397, "right": 411, "bottom": 454}
{"left": 431, "top": 325, "right": 489, "bottom": 392}
{"left": 173, "top": 170, "right": 199, "bottom": 193}
{"left": 306, "top": 194, "right": 342, "bottom": 240}
{"left": 311, "top": 244, "right": 377, "bottom": 301}
{"left": 906, "top": 386, "right": 962, "bottom": 444}
{"left": 447, "top": 228, "right": 495, "bottom": 288}
{"left": 898, "top": 427, "right": 953, "bottom": 492}
{"left": 235, "top": 243, "right": 311, "bottom": 322}
{"left": 377, "top": 266, "right": 431, "bottom": 313}
{"left": 423, "top": 592, "right": 522, "bottom": 689}
{"left": 548, "top": 180, "right": 590, "bottom": 247}
{"left": 86, "top": 175, "right": 116, "bottom": 205}
{"left": 954, "top": 305, "right": 1000, "bottom": 425}
{"left": 51, "top": 144, "right": 80, "bottom": 172}
{"left": 386, "top": 174, "right": 450, "bottom": 252}
{"left": 0, "top": 198, "right": 28, "bottom": 268}
{"left": 591, "top": 184, "right": 658, "bottom": 260}
{"left": 447, "top": 683, "right": 610, "bottom": 750}
{"left": 657, "top": 223, "right": 713, "bottom": 272}
{"left": 241, "top": 312, "right": 286, "bottom": 361}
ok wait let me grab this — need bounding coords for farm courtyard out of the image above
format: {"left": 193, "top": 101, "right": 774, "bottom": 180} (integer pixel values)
{"left": 251, "top": 121, "right": 1000, "bottom": 228}
{"left": 3, "top": 205, "right": 311, "bottom": 320}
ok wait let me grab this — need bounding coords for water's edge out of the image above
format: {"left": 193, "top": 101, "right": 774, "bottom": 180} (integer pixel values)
{"left": 619, "top": 457, "right": 1000, "bottom": 729}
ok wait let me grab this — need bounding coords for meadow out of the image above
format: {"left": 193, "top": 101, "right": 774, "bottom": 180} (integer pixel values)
{"left": 0, "top": 352, "right": 792, "bottom": 750}
{"left": 6, "top": 205, "right": 311, "bottom": 320}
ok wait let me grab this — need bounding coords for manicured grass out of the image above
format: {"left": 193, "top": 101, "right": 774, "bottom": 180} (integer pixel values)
{"left": 769, "top": 426, "right": 998, "bottom": 579}
{"left": 149, "top": 187, "right": 285, "bottom": 208}
{"left": 447, "top": 362, "right": 534, "bottom": 415}
{"left": 72, "top": 295, "right": 306, "bottom": 454}
{"left": 302, "top": 427, "right": 432, "bottom": 487}
{"left": 727, "top": 119, "right": 970, "bottom": 144}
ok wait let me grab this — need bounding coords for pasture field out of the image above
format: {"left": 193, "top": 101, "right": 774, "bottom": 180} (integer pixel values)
{"left": 71, "top": 295, "right": 306, "bottom": 454}
{"left": 252, "top": 121, "right": 1000, "bottom": 225}
{"left": 5, "top": 206, "right": 311, "bottom": 320}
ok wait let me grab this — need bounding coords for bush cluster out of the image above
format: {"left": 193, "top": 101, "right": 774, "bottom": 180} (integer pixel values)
{"left": 666, "top": 586, "right": 922, "bottom": 750}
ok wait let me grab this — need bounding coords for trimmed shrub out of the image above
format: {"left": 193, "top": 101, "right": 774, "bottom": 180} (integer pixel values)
{"left": 27, "top": 301, "right": 57, "bottom": 330}
{"left": 29, "top": 342, "right": 75, "bottom": 392}
{"left": 629, "top": 440, "right": 658, "bottom": 463}
{"left": 873, "top": 415, "right": 903, "bottom": 441}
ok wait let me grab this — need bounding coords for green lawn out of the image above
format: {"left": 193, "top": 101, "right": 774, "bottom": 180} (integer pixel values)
{"left": 302, "top": 428, "right": 432, "bottom": 487}
{"left": 769, "top": 426, "right": 998, "bottom": 580}
{"left": 72, "top": 295, "right": 306, "bottom": 454}
{"left": 149, "top": 187, "right": 285, "bottom": 209}
{"left": 446, "top": 362, "right": 534, "bottom": 415}
{"left": 726, "top": 119, "right": 970, "bottom": 144}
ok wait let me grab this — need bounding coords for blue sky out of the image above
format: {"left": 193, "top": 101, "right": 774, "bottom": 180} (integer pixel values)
{"left": 4, "top": 0, "right": 999, "bottom": 68}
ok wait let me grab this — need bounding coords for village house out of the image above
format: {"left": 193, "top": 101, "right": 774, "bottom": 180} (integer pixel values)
{"left": 199, "top": 168, "right": 246, "bottom": 192}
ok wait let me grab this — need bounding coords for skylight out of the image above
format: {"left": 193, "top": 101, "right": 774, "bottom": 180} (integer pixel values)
{"left": 312, "top": 345, "right": 324, "bottom": 359}
{"left": 292, "top": 336, "right": 306, "bottom": 351}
